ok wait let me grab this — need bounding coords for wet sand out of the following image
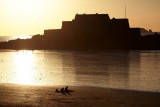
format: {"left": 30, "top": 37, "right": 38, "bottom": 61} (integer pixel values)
{"left": 0, "top": 83, "right": 160, "bottom": 107}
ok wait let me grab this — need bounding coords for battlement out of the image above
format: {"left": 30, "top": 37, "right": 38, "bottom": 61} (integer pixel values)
{"left": 62, "top": 21, "right": 72, "bottom": 29}
{"left": 44, "top": 29, "right": 61, "bottom": 36}
{"left": 74, "top": 13, "right": 110, "bottom": 22}
{"left": 111, "top": 18, "right": 130, "bottom": 29}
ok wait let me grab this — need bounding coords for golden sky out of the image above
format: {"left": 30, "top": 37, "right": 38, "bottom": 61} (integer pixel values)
{"left": 0, "top": 0, "right": 160, "bottom": 36}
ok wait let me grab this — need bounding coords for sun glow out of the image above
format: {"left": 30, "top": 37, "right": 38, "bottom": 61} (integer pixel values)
{"left": 14, "top": 51, "right": 36, "bottom": 85}
{"left": 0, "top": 0, "right": 65, "bottom": 36}
{"left": 0, "top": 0, "right": 159, "bottom": 36}
{"left": 16, "top": 35, "right": 32, "bottom": 39}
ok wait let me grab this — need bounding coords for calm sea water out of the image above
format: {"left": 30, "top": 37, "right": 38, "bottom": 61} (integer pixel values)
{"left": 0, "top": 36, "right": 32, "bottom": 42}
{"left": 0, "top": 50, "right": 160, "bottom": 92}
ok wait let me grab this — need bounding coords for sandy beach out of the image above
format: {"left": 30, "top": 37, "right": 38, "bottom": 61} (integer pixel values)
{"left": 0, "top": 84, "right": 159, "bottom": 107}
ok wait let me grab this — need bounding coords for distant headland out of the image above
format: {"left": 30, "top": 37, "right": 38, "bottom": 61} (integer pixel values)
{"left": 0, "top": 13, "right": 160, "bottom": 50}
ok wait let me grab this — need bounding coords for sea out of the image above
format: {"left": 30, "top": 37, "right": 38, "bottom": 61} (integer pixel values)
{"left": 0, "top": 36, "right": 32, "bottom": 42}
{"left": 0, "top": 50, "right": 160, "bottom": 92}
{"left": 0, "top": 32, "right": 160, "bottom": 42}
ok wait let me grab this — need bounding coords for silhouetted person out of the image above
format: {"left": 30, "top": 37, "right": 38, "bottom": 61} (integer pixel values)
{"left": 61, "top": 88, "right": 64, "bottom": 92}
{"left": 65, "top": 86, "right": 69, "bottom": 92}
{"left": 55, "top": 89, "right": 59, "bottom": 93}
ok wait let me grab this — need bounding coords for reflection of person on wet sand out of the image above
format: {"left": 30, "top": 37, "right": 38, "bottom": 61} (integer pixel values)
{"left": 60, "top": 87, "right": 66, "bottom": 96}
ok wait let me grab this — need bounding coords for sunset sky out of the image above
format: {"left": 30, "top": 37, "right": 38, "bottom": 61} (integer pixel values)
{"left": 0, "top": 0, "right": 159, "bottom": 36}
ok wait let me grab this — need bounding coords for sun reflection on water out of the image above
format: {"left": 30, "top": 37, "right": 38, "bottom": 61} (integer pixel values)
{"left": 14, "top": 50, "right": 36, "bottom": 85}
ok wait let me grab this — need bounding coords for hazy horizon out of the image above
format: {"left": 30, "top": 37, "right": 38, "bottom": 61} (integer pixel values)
{"left": 0, "top": 0, "right": 160, "bottom": 36}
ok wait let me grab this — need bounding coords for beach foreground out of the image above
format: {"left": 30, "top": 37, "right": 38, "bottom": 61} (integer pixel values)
{"left": 0, "top": 84, "right": 160, "bottom": 107}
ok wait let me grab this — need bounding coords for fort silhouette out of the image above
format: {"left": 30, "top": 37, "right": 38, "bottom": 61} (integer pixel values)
{"left": 0, "top": 13, "right": 160, "bottom": 50}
